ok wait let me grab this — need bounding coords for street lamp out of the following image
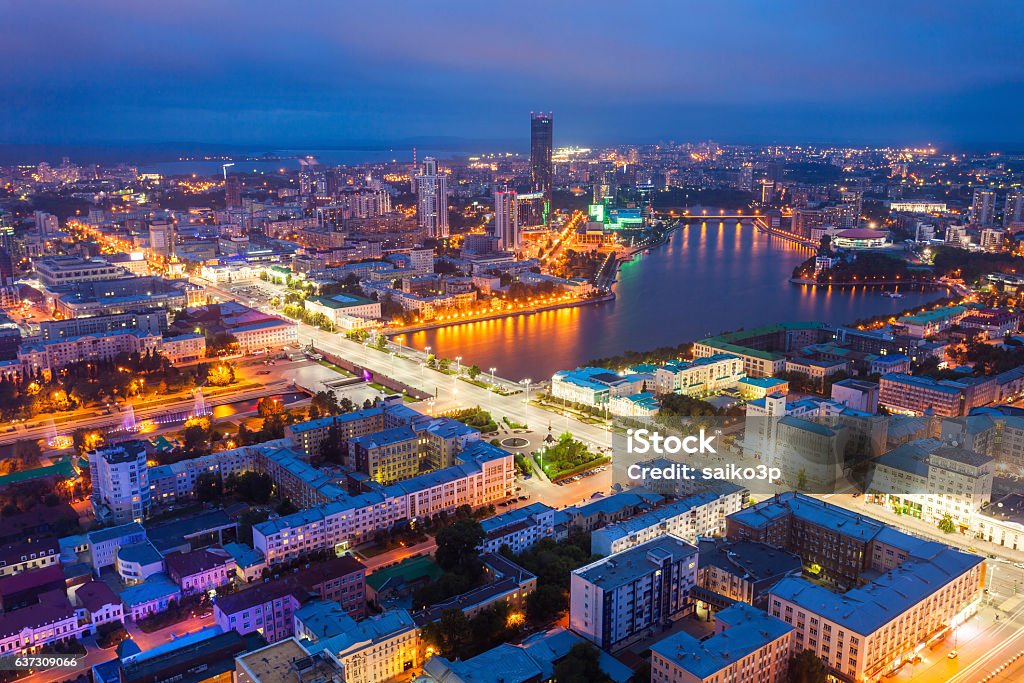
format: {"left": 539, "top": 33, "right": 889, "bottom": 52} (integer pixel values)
{"left": 490, "top": 367, "right": 497, "bottom": 386}
{"left": 455, "top": 356, "right": 462, "bottom": 375}
{"left": 521, "top": 378, "right": 532, "bottom": 404}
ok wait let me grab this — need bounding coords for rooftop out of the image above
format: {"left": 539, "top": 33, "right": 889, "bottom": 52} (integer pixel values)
{"left": 574, "top": 535, "right": 697, "bottom": 590}
{"left": 651, "top": 603, "right": 794, "bottom": 678}
{"left": 769, "top": 546, "right": 983, "bottom": 636}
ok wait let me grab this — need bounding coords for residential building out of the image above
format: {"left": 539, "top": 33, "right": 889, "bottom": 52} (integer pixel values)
{"left": 591, "top": 487, "right": 746, "bottom": 556}
{"left": 253, "top": 441, "right": 515, "bottom": 564}
{"left": 768, "top": 545, "right": 982, "bottom": 683}
{"left": 569, "top": 535, "right": 698, "bottom": 651}
{"left": 89, "top": 441, "right": 151, "bottom": 524}
{"left": 416, "top": 157, "right": 449, "bottom": 238}
{"left": 651, "top": 602, "right": 794, "bottom": 683}
{"left": 165, "top": 546, "right": 238, "bottom": 596}
{"left": 478, "top": 502, "right": 555, "bottom": 555}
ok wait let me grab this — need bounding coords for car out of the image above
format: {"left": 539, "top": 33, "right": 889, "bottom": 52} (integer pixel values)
{"left": 257, "top": 370, "right": 271, "bottom": 375}
{"left": 948, "top": 651, "right": 958, "bottom": 660}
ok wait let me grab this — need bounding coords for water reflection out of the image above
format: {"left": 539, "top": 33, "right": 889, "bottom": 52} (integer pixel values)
{"left": 408, "top": 222, "right": 944, "bottom": 380}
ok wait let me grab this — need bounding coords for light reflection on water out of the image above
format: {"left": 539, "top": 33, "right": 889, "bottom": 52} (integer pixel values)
{"left": 407, "top": 222, "right": 945, "bottom": 380}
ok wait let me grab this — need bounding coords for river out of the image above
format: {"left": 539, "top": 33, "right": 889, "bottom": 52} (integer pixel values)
{"left": 399, "top": 220, "right": 946, "bottom": 381}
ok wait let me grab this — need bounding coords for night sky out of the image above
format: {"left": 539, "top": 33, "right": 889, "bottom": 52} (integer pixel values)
{"left": 2, "top": 1, "right": 1023, "bottom": 149}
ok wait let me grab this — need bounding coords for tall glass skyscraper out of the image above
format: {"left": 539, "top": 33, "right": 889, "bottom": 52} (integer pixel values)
{"left": 530, "top": 112, "right": 553, "bottom": 225}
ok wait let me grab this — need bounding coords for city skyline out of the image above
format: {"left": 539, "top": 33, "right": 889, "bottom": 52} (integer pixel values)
{"left": 2, "top": 2, "right": 1024, "bottom": 149}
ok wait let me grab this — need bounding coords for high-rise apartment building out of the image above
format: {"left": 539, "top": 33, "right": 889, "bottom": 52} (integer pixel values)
{"left": 89, "top": 441, "right": 151, "bottom": 524}
{"left": 569, "top": 535, "right": 697, "bottom": 650}
{"left": 416, "top": 157, "right": 449, "bottom": 239}
{"left": 1004, "top": 192, "right": 1024, "bottom": 229}
{"left": 970, "top": 189, "right": 997, "bottom": 226}
{"left": 493, "top": 188, "right": 519, "bottom": 251}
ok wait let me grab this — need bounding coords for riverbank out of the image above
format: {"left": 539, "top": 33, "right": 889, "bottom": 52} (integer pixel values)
{"left": 790, "top": 277, "right": 952, "bottom": 291}
{"left": 385, "top": 292, "right": 616, "bottom": 335}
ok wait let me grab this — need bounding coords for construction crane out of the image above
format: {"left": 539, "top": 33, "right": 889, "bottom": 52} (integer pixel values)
{"left": 222, "top": 162, "right": 235, "bottom": 179}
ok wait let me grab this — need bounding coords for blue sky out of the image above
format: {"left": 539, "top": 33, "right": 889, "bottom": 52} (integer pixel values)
{"left": 2, "top": 1, "right": 1023, "bottom": 149}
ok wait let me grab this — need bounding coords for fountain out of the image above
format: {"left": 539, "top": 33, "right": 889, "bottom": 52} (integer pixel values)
{"left": 122, "top": 403, "right": 137, "bottom": 432}
{"left": 192, "top": 388, "right": 209, "bottom": 417}
{"left": 44, "top": 419, "right": 72, "bottom": 449}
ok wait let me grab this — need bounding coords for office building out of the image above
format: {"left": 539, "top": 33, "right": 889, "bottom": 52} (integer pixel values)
{"left": 34, "top": 255, "right": 127, "bottom": 288}
{"left": 530, "top": 113, "right": 553, "bottom": 225}
{"left": 416, "top": 157, "right": 449, "bottom": 238}
{"left": 569, "top": 535, "right": 698, "bottom": 651}
{"left": 879, "top": 373, "right": 996, "bottom": 417}
{"left": 89, "top": 441, "right": 151, "bottom": 524}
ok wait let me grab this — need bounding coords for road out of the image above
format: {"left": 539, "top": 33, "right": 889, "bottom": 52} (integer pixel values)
{"left": 299, "top": 326, "right": 615, "bottom": 452}
{"left": 0, "top": 379, "right": 294, "bottom": 448}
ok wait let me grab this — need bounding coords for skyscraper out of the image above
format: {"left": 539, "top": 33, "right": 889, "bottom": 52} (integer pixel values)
{"left": 225, "top": 175, "right": 241, "bottom": 209}
{"left": 530, "top": 112, "right": 553, "bottom": 226}
{"left": 493, "top": 188, "right": 519, "bottom": 251}
{"left": 1004, "top": 192, "right": 1024, "bottom": 229}
{"left": 971, "top": 189, "right": 997, "bottom": 227}
{"left": 416, "top": 157, "right": 449, "bottom": 239}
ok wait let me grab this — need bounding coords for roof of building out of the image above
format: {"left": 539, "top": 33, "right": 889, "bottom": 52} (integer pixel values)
{"left": 214, "top": 577, "right": 308, "bottom": 615}
{"left": 145, "top": 509, "right": 235, "bottom": 553}
{"left": 0, "top": 564, "right": 66, "bottom": 597}
{"left": 574, "top": 535, "right": 697, "bottom": 590}
{"left": 308, "top": 608, "right": 416, "bottom": 658}
{"left": 769, "top": 546, "right": 983, "bottom": 635}
{"left": 697, "top": 539, "right": 802, "bottom": 584}
{"left": 117, "top": 541, "right": 163, "bottom": 567}
{"left": 222, "top": 542, "right": 265, "bottom": 570}
{"left": 873, "top": 438, "right": 942, "bottom": 478}
{"left": 0, "top": 596, "right": 76, "bottom": 638}
{"left": 164, "top": 546, "right": 235, "bottom": 579}
{"left": 87, "top": 524, "right": 147, "bottom": 544}
{"left": 307, "top": 293, "right": 378, "bottom": 308}
{"left": 365, "top": 555, "right": 443, "bottom": 593}
{"left": 592, "top": 491, "right": 735, "bottom": 545}
{"left": 569, "top": 490, "right": 664, "bottom": 520}
{"left": 235, "top": 638, "right": 312, "bottom": 683}
{"left": 294, "top": 600, "right": 354, "bottom": 640}
{"left": 350, "top": 425, "right": 418, "bottom": 450}
{"left": 651, "top": 603, "right": 794, "bottom": 678}
{"left": 479, "top": 502, "right": 555, "bottom": 536}
{"left": 74, "top": 580, "right": 121, "bottom": 612}
{"left": 118, "top": 574, "right": 180, "bottom": 607}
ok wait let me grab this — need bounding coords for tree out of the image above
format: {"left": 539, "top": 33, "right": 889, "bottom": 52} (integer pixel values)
{"left": 788, "top": 649, "right": 828, "bottom": 683}
{"left": 796, "top": 468, "right": 808, "bottom": 491}
{"left": 227, "top": 471, "right": 274, "bottom": 504}
{"left": 257, "top": 396, "right": 285, "bottom": 418}
{"left": 422, "top": 609, "right": 472, "bottom": 659}
{"left": 195, "top": 472, "right": 222, "bottom": 502}
{"left": 434, "top": 519, "right": 485, "bottom": 576}
{"left": 207, "top": 362, "right": 235, "bottom": 387}
{"left": 467, "top": 365, "right": 482, "bottom": 380}
{"left": 553, "top": 644, "right": 614, "bottom": 683}
{"left": 938, "top": 513, "right": 957, "bottom": 534}
{"left": 526, "top": 584, "right": 565, "bottom": 623}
